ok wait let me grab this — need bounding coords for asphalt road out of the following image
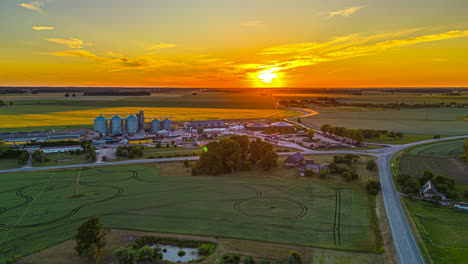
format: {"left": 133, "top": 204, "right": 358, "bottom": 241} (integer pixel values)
{"left": 1, "top": 135, "right": 467, "bottom": 264}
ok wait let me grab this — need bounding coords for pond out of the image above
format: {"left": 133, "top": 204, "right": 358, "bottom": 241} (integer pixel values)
{"left": 150, "top": 244, "right": 200, "bottom": 263}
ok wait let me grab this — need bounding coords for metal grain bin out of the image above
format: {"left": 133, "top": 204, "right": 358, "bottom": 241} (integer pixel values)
{"left": 151, "top": 119, "right": 162, "bottom": 132}
{"left": 93, "top": 115, "right": 108, "bottom": 135}
{"left": 125, "top": 115, "right": 139, "bottom": 133}
{"left": 162, "top": 118, "right": 172, "bottom": 131}
{"left": 110, "top": 115, "right": 123, "bottom": 134}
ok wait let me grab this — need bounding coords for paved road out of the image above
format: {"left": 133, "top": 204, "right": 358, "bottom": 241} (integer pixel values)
{"left": 1, "top": 135, "right": 467, "bottom": 264}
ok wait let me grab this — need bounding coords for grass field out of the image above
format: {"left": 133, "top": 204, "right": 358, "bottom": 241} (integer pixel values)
{"left": 0, "top": 156, "right": 381, "bottom": 263}
{"left": 34, "top": 152, "right": 92, "bottom": 167}
{"left": 365, "top": 134, "right": 437, "bottom": 145}
{"left": 0, "top": 159, "right": 20, "bottom": 170}
{"left": 399, "top": 139, "right": 467, "bottom": 184}
{"left": 402, "top": 199, "right": 468, "bottom": 264}
{"left": 303, "top": 107, "right": 468, "bottom": 135}
{"left": 395, "top": 139, "right": 468, "bottom": 264}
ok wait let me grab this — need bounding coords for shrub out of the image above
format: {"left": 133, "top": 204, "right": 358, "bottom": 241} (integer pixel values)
{"left": 220, "top": 254, "right": 241, "bottom": 264}
{"left": 366, "top": 160, "right": 377, "bottom": 171}
{"left": 178, "top": 250, "right": 186, "bottom": 256}
{"left": 137, "top": 245, "right": 154, "bottom": 261}
{"left": 162, "top": 248, "right": 167, "bottom": 252}
{"left": 244, "top": 256, "right": 255, "bottom": 264}
{"left": 288, "top": 251, "right": 302, "bottom": 264}
{"left": 464, "top": 190, "right": 468, "bottom": 198}
{"left": 319, "top": 169, "right": 329, "bottom": 179}
{"left": 304, "top": 169, "right": 314, "bottom": 177}
{"left": 113, "top": 247, "right": 136, "bottom": 264}
{"left": 198, "top": 243, "right": 216, "bottom": 255}
{"left": 366, "top": 180, "right": 381, "bottom": 195}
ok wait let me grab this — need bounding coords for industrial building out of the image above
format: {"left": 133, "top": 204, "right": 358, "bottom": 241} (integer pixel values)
{"left": 187, "top": 120, "right": 226, "bottom": 129}
{"left": 41, "top": 145, "right": 83, "bottom": 154}
{"left": 92, "top": 110, "right": 172, "bottom": 135}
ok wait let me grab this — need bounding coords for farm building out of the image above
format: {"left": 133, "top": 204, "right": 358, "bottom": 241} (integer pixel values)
{"left": 41, "top": 145, "right": 83, "bottom": 154}
{"left": 285, "top": 152, "right": 305, "bottom": 167}
{"left": 188, "top": 120, "right": 226, "bottom": 129}
{"left": 420, "top": 181, "right": 446, "bottom": 199}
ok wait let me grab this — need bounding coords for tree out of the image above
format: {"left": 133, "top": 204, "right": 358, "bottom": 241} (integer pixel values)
{"left": 229, "top": 135, "right": 250, "bottom": 160}
{"left": 297, "top": 117, "right": 302, "bottom": 124}
{"left": 32, "top": 150, "right": 44, "bottom": 164}
{"left": 65, "top": 93, "right": 70, "bottom": 97}
{"left": 320, "top": 124, "right": 331, "bottom": 134}
{"left": 306, "top": 129, "right": 315, "bottom": 140}
{"left": 72, "top": 93, "right": 76, "bottom": 97}
{"left": 259, "top": 150, "right": 278, "bottom": 171}
{"left": 366, "top": 180, "right": 381, "bottom": 195}
{"left": 171, "top": 140, "right": 175, "bottom": 146}
{"left": 464, "top": 138, "right": 468, "bottom": 158}
{"left": 197, "top": 127, "right": 204, "bottom": 134}
{"left": 184, "top": 159, "right": 189, "bottom": 168}
{"left": 288, "top": 251, "right": 302, "bottom": 264}
{"left": 156, "top": 142, "right": 161, "bottom": 148}
{"left": 113, "top": 247, "right": 136, "bottom": 264}
{"left": 319, "top": 169, "right": 329, "bottom": 179}
{"left": 397, "top": 172, "right": 411, "bottom": 185}
{"left": 366, "top": 160, "right": 377, "bottom": 171}
{"left": 74, "top": 217, "right": 110, "bottom": 263}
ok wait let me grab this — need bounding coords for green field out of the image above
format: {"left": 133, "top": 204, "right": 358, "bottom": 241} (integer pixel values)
{"left": 0, "top": 158, "right": 381, "bottom": 263}
{"left": 0, "top": 159, "right": 20, "bottom": 170}
{"left": 395, "top": 139, "right": 468, "bottom": 264}
{"left": 399, "top": 139, "right": 467, "bottom": 184}
{"left": 303, "top": 107, "right": 468, "bottom": 135}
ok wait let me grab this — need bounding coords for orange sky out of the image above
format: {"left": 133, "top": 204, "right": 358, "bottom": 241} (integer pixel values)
{"left": 1, "top": 0, "right": 468, "bottom": 88}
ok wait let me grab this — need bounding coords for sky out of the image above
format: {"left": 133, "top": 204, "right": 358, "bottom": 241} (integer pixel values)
{"left": 1, "top": 0, "right": 468, "bottom": 88}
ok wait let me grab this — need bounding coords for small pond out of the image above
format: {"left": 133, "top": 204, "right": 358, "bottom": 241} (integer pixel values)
{"left": 150, "top": 244, "right": 200, "bottom": 263}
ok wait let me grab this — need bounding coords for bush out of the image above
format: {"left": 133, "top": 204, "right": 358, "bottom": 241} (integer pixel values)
{"left": 113, "top": 247, "right": 136, "bottom": 264}
{"left": 137, "top": 245, "right": 155, "bottom": 261}
{"left": 304, "top": 169, "right": 314, "bottom": 177}
{"left": 366, "top": 160, "right": 377, "bottom": 171}
{"left": 464, "top": 190, "right": 468, "bottom": 198}
{"left": 244, "top": 256, "right": 255, "bottom": 264}
{"left": 397, "top": 172, "right": 411, "bottom": 185}
{"left": 319, "top": 169, "right": 329, "bottom": 179}
{"left": 288, "top": 251, "right": 302, "bottom": 264}
{"left": 366, "top": 180, "right": 381, "bottom": 195}
{"left": 178, "top": 250, "right": 186, "bottom": 256}
{"left": 198, "top": 243, "right": 215, "bottom": 255}
{"left": 220, "top": 254, "right": 241, "bottom": 264}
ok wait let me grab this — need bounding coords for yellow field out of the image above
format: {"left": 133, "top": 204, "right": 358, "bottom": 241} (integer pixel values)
{"left": 0, "top": 107, "right": 299, "bottom": 129}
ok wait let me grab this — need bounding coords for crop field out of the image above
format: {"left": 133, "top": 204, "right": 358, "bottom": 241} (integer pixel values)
{"left": 303, "top": 107, "right": 468, "bottom": 135}
{"left": 399, "top": 139, "right": 467, "bottom": 184}
{"left": 0, "top": 107, "right": 298, "bottom": 129}
{"left": 0, "top": 159, "right": 19, "bottom": 170}
{"left": 402, "top": 199, "right": 468, "bottom": 264}
{"left": 0, "top": 162, "right": 379, "bottom": 263}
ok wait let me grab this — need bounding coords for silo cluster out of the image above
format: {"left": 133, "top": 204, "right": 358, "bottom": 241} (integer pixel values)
{"left": 93, "top": 110, "right": 172, "bottom": 135}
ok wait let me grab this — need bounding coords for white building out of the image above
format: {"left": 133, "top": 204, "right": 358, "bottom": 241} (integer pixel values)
{"left": 41, "top": 145, "right": 83, "bottom": 153}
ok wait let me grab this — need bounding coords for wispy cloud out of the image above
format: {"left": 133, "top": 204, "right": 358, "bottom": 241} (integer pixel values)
{"left": 19, "top": 1, "right": 43, "bottom": 14}
{"left": 328, "top": 6, "right": 366, "bottom": 18}
{"left": 32, "top": 26, "right": 54, "bottom": 31}
{"left": 45, "top": 50, "right": 97, "bottom": 59}
{"left": 241, "top": 21, "right": 264, "bottom": 27}
{"left": 146, "top": 43, "right": 177, "bottom": 50}
{"left": 235, "top": 29, "right": 468, "bottom": 80}
{"left": 47, "top": 38, "right": 84, "bottom": 48}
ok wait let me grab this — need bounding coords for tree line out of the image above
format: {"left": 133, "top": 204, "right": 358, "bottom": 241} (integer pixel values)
{"left": 320, "top": 124, "right": 404, "bottom": 142}
{"left": 191, "top": 135, "right": 278, "bottom": 176}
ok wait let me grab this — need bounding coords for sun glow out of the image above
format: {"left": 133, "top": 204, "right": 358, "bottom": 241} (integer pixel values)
{"left": 258, "top": 71, "right": 277, "bottom": 83}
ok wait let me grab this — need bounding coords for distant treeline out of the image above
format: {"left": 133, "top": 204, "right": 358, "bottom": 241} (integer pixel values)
{"left": 83, "top": 91, "right": 151, "bottom": 96}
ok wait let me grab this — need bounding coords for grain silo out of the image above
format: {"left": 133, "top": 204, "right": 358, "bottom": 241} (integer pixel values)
{"left": 162, "top": 118, "right": 172, "bottom": 131}
{"left": 151, "top": 119, "right": 162, "bottom": 132}
{"left": 126, "top": 115, "right": 139, "bottom": 133}
{"left": 93, "top": 115, "right": 108, "bottom": 135}
{"left": 110, "top": 115, "right": 123, "bottom": 134}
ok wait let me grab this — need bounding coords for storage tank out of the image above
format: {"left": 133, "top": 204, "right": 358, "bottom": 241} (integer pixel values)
{"left": 162, "top": 118, "right": 172, "bottom": 131}
{"left": 151, "top": 119, "right": 162, "bottom": 132}
{"left": 126, "top": 115, "right": 139, "bottom": 133}
{"left": 110, "top": 115, "right": 123, "bottom": 134}
{"left": 93, "top": 115, "right": 108, "bottom": 135}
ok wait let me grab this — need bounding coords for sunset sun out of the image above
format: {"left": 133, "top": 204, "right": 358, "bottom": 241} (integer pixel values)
{"left": 257, "top": 70, "right": 278, "bottom": 84}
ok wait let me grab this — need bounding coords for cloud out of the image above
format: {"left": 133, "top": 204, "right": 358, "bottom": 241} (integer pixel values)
{"left": 235, "top": 29, "right": 468, "bottom": 80}
{"left": 328, "top": 6, "right": 366, "bottom": 18}
{"left": 32, "top": 26, "right": 54, "bottom": 31}
{"left": 19, "top": 1, "right": 43, "bottom": 14}
{"left": 146, "top": 43, "right": 177, "bottom": 50}
{"left": 241, "top": 21, "right": 264, "bottom": 27}
{"left": 47, "top": 38, "right": 84, "bottom": 48}
{"left": 45, "top": 50, "right": 97, "bottom": 59}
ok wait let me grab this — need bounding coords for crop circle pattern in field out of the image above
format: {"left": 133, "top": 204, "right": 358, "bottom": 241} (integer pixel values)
{"left": 234, "top": 197, "right": 307, "bottom": 219}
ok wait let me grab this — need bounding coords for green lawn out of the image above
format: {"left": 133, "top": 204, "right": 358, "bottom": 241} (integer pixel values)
{"left": 34, "top": 152, "right": 92, "bottom": 167}
{"left": 0, "top": 157, "right": 380, "bottom": 263}
{"left": 0, "top": 159, "right": 20, "bottom": 169}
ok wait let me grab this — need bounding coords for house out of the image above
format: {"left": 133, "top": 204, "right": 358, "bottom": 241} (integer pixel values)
{"left": 41, "top": 145, "right": 83, "bottom": 154}
{"left": 285, "top": 152, "right": 304, "bottom": 167}
{"left": 246, "top": 123, "right": 270, "bottom": 131}
{"left": 420, "top": 181, "right": 446, "bottom": 199}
